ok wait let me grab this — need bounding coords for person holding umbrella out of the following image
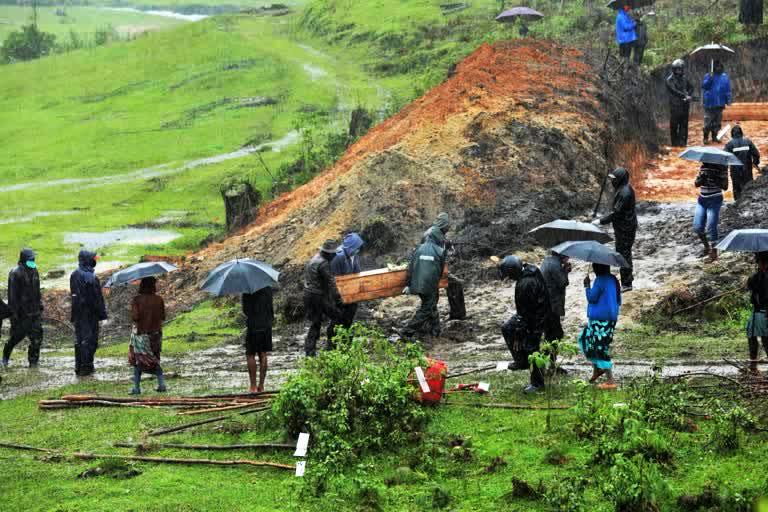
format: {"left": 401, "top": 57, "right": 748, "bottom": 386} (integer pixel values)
{"left": 693, "top": 163, "right": 729, "bottom": 261}
{"left": 702, "top": 60, "right": 732, "bottom": 144}
{"left": 724, "top": 125, "right": 761, "bottom": 200}
{"left": 615, "top": 4, "right": 637, "bottom": 61}
{"left": 580, "top": 264, "right": 622, "bottom": 389}
{"left": 242, "top": 286, "right": 274, "bottom": 392}
{"left": 666, "top": 59, "right": 694, "bottom": 147}
{"left": 303, "top": 240, "right": 344, "bottom": 356}
{"left": 129, "top": 277, "right": 167, "bottom": 394}
{"left": 597, "top": 168, "right": 637, "bottom": 292}
{"left": 747, "top": 251, "right": 768, "bottom": 374}
{"left": 70, "top": 250, "right": 108, "bottom": 377}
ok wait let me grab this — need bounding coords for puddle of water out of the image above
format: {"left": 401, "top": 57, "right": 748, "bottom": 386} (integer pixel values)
{"left": 64, "top": 228, "right": 181, "bottom": 249}
{"left": 181, "top": 131, "right": 299, "bottom": 169}
{"left": 0, "top": 210, "right": 79, "bottom": 225}
{"left": 101, "top": 7, "right": 209, "bottom": 22}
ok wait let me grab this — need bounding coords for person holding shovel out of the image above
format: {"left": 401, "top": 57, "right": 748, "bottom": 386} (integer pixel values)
{"left": 598, "top": 168, "right": 637, "bottom": 292}
{"left": 747, "top": 251, "right": 768, "bottom": 375}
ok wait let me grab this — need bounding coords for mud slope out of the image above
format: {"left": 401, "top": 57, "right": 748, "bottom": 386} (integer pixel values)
{"left": 186, "top": 41, "right": 659, "bottom": 287}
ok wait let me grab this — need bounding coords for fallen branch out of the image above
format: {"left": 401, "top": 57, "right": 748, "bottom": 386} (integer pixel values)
{"left": 148, "top": 415, "right": 231, "bottom": 437}
{"left": 0, "top": 442, "right": 53, "bottom": 453}
{"left": 114, "top": 442, "right": 294, "bottom": 451}
{"left": 197, "top": 391, "right": 279, "bottom": 399}
{"left": 177, "top": 401, "right": 270, "bottom": 416}
{"left": 446, "top": 365, "right": 498, "bottom": 379}
{"left": 671, "top": 372, "right": 745, "bottom": 388}
{"left": 445, "top": 402, "right": 571, "bottom": 410}
{"left": 671, "top": 288, "right": 741, "bottom": 316}
{"left": 71, "top": 452, "right": 293, "bottom": 470}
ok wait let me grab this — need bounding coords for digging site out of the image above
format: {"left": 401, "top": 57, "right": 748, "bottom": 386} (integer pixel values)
{"left": 2, "top": 38, "right": 767, "bottom": 397}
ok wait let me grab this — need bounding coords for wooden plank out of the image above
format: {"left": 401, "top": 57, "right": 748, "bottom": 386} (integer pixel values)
{"left": 337, "top": 267, "right": 448, "bottom": 304}
{"left": 722, "top": 103, "right": 768, "bottom": 122}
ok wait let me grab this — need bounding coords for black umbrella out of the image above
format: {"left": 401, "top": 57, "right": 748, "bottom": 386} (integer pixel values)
{"left": 104, "top": 261, "right": 178, "bottom": 288}
{"left": 607, "top": 0, "right": 655, "bottom": 9}
{"left": 201, "top": 259, "right": 279, "bottom": 296}
{"left": 689, "top": 42, "right": 735, "bottom": 73}
{"left": 495, "top": 7, "right": 544, "bottom": 22}
{"left": 716, "top": 229, "right": 768, "bottom": 253}
{"left": 679, "top": 146, "right": 743, "bottom": 167}
{"left": 550, "top": 240, "right": 630, "bottom": 268}
{"left": 529, "top": 219, "right": 612, "bottom": 246}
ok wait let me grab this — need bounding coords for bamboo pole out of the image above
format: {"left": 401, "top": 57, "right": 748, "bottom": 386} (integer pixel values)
{"left": 0, "top": 442, "right": 52, "bottom": 453}
{"left": 148, "top": 415, "right": 232, "bottom": 436}
{"left": 177, "top": 401, "right": 270, "bottom": 416}
{"left": 114, "top": 442, "right": 294, "bottom": 451}
{"left": 445, "top": 402, "right": 571, "bottom": 410}
{"left": 72, "top": 452, "right": 294, "bottom": 470}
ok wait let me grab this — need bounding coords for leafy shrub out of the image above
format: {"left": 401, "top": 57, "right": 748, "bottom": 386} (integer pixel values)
{"left": 709, "top": 405, "right": 756, "bottom": 454}
{"left": 572, "top": 380, "right": 623, "bottom": 439}
{"left": 272, "top": 324, "right": 429, "bottom": 490}
{"left": 629, "top": 377, "right": 697, "bottom": 432}
{"left": 602, "top": 455, "right": 670, "bottom": 512}
{"left": 543, "top": 476, "right": 588, "bottom": 512}
{"left": 1, "top": 24, "right": 56, "bottom": 63}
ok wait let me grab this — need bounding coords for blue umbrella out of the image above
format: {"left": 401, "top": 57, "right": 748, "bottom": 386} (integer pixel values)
{"left": 201, "top": 259, "right": 279, "bottom": 296}
{"left": 716, "top": 229, "right": 768, "bottom": 253}
{"left": 679, "top": 146, "right": 743, "bottom": 167}
{"left": 104, "top": 261, "right": 178, "bottom": 288}
{"left": 550, "top": 240, "right": 630, "bottom": 268}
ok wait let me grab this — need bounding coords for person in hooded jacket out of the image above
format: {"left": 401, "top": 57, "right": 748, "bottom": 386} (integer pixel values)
{"left": 70, "top": 250, "right": 108, "bottom": 376}
{"left": 747, "top": 251, "right": 768, "bottom": 374}
{"left": 666, "top": 59, "right": 694, "bottom": 147}
{"left": 598, "top": 168, "right": 637, "bottom": 292}
{"left": 615, "top": 5, "right": 637, "bottom": 61}
{"left": 303, "top": 240, "right": 344, "bottom": 356}
{"left": 693, "top": 163, "right": 729, "bottom": 261}
{"left": 402, "top": 213, "right": 450, "bottom": 338}
{"left": 541, "top": 251, "right": 570, "bottom": 342}
{"left": 420, "top": 214, "right": 466, "bottom": 320}
{"left": 329, "top": 232, "right": 365, "bottom": 338}
{"left": 499, "top": 256, "right": 551, "bottom": 392}
{"left": 724, "top": 125, "right": 761, "bottom": 200}
{"left": 702, "top": 61, "right": 732, "bottom": 144}
{"left": 2, "top": 249, "right": 43, "bottom": 368}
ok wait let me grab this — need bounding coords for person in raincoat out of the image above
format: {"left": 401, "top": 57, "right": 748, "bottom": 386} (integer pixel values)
{"left": 329, "top": 232, "right": 365, "bottom": 338}
{"left": 499, "top": 256, "right": 551, "bottom": 393}
{"left": 724, "top": 125, "right": 761, "bottom": 200}
{"left": 303, "top": 240, "right": 344, "bottom": 356}
{"left": 615, "top": 5, "right": 637, "bottom": 61}
{"left": 598, "top": 168, "right": 637, "bottom": 292}
{"left": 541, "top": 251, "right": 570, "bottom": 342}
{"left": 419, "top": 215, "right": 465, "bottom": 320}
{"left": 402, "top": 213, "right": 450, "bottom": 338}
{"left": 69, "top": 250, "right": 108, "bottom": 376}
{"left": 666, "top": 59, "right": 695, "bottom": 147}
{"left": 580, "top": 263, "right": 621, "bottom": 389}
{"left": 702, "top": 61, "right": 732, "bottom": 144}
{"left": 129, "top": 277, "right": 167, "bottom": 394}
{"left": 747, "top": 251, "right": 768, "bottom": 374}
{"left": 693, "top": 163, "right": 729, "bottom": 261}
{"left": 633, "top": 13, "right": 648, "bottom": 65}
{"left": 2, "top": 249, "right": 43, "bottom": 368}
{"left": 242, "top": 286, "right": 274, "bottom": 392}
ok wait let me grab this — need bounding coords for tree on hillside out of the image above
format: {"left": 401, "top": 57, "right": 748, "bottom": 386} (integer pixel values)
{"left": 1, "top": 24, "right": 56, "bottom": 64}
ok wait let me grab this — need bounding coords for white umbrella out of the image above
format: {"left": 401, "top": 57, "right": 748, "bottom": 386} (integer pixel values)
{"left": 690, "top": 42, "right": 736, "bottom": 73}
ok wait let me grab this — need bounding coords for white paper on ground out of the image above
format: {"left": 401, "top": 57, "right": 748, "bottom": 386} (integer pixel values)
{"left": 414, "top": 367, "right": 430, "bottom": 393}
{"left": 295, "top": 461, "right": 306, "bottom": 477}
{"left": 478, "top": 382, "right": 490, "bottom": 392}
{"left": 294, "top": 432, "right": 310, "bottom": 457}
{"left": 495, "top": 361, "right": 509, "bottom": 371}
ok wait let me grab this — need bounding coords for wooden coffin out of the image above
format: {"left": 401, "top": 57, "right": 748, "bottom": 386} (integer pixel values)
{"left": 336, "top": 267, "right": 448, "bottom": 304}
{"left": 722, "top": 103, "right": 768, "bottom": 122}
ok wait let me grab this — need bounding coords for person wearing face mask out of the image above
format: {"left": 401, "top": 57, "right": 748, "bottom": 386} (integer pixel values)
{"left": 702, "top": 60, "right": 732, "bottom": 144}
{"left": 2, "top": 249, "right": 43, "bottom": 368}
{"left": 70, "top": 250, "right": 108, "bottom": 376}
{"left": 665, "top": 59, "right": 694, "bottom": 147}
{"left": 328, "top": 232, "right": 365, "bottom": 340}
{"left": 402, "top": 213, "right": 450, "bottom": 339}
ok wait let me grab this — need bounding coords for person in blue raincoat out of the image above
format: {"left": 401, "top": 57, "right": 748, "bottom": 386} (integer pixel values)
{"left": 70, "top": 250, "right": 108, "bottom": 376}
{"left": 615, "top": 5, "right": 637, "bottom": 61}
{"left": 328, "top": 232, "right": 365, "bottom": 343}
{"left": 702, "top": 60, "right": 732, "bottom": 144}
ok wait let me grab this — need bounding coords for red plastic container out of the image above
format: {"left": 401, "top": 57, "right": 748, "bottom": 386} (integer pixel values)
{"left": 417, "top": 359, "right": 447, "bottom": 404}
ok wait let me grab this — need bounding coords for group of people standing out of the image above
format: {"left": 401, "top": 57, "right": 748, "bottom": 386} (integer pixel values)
{"left": 615, "top": 4, "right": 649, "bottom": 66}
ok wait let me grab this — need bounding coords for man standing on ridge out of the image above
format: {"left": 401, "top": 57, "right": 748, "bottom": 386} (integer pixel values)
{"left": 2, "top": 249, "right": 43, "bottom": 368}
{"left": 70, "top": 250, "right": 108, "bottom": 377}
{"left": 402, "top": 213, "right": 450, "bottom": 339}
{"left": 724, "top": 125, "right": 761, "bottom": 200}
{"left": 702, "top": 60, "right": 732, "bottom": 144}
{"left": 303, "top": 240, "right": 344, "bottom": 356}
{"left": 666, "top": 59, "right": 694, "bottom": 147}
{"left": 615, "top": 4, "right": 637, "bottom": 62}
{"left": 598, "top": 168, "right": 637, "bottom": 293}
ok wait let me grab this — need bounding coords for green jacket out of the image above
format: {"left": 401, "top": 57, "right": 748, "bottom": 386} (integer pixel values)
{"left": 407, "top": 230, "right": 447, "bottom": 295}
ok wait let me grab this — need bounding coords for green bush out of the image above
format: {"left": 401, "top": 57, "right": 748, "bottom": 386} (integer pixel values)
{"left": 602, "top": 455, "right": 670, "bottom": 512}
{"left": 272, "top": 324, "right": 430, "bottom": 490}
{"left": 1, "top": 24, "right": 56, "bottom": 64}
{"left": 709, "top": 404, "right": 756, "bottom": 454}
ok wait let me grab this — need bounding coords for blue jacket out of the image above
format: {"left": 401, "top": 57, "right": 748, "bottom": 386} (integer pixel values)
{"left": 330, "top": 233, "right": 364, "bottom": 276}
{"left": 585, "top": 275, "right": 621, "bottom": 322}
{"left": 615, "top": 10, "right": 637, "bottom": 45}
{"left": 702, "top": 72, "right": 732, "bottom": 108}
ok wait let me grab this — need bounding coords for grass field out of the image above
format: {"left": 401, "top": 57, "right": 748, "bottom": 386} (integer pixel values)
{"left": 1, "top": 374, "right": 766, "bottom": 512}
